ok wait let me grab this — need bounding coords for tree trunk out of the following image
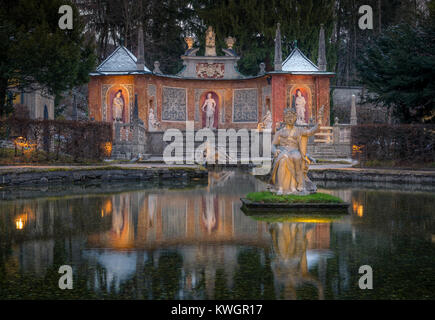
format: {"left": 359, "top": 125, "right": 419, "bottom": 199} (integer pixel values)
{"left": 0, "top": 77, "right": 8, "bottom": 118}
{"left": 378, "top": 0, "right": 382, "bottom": 34}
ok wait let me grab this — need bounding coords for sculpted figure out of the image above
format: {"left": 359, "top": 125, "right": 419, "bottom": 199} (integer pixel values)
{"left": 294, "top": 89, "right": 307, "bottom": 125}
{"left": 112, "top": 90, "right": 124, "bottom": 122}
{"left": 257, "top": 110, "right": 273, "bottom": 131}
{"left": 148, "top": 108, "right": 160, "bottom": 131}
{"left": 202, "top": 93, "right": 216, "bottom": 128}
{"left": 270, "top": 107, "right": 323, "bottom": 195}
{"left": 263, "top": 110, "right": 273, "bottom": 130}
{"left": 205, "top": 26, "right": 216, "bottom": 56}
{"left": 184, "top": 36, "right": 194, "bottom": 49}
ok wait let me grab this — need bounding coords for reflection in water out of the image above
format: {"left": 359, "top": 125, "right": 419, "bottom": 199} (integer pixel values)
{"left": 0, "top": 170, "right": 434, "bottom": 300}
{"left": 270, "top": 223, "right": 328, "bottom": 300}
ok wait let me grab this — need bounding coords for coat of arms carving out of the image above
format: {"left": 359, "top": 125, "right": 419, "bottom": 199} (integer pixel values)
{"left": 196, "top": 63, "right": 225, "bottom": 79}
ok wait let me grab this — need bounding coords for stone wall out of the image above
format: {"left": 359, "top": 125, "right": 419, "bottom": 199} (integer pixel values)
{"left": 0, "top": 167, "right": 208, "bottom": 187}
{"left": 88, "top": 74, "right": 271, "bottom": 132}
{"left": 11, "top": 89, "right": 55, "bottom": 120}
{"left": 309, "top": 168, "right": 435, "bottom": 186}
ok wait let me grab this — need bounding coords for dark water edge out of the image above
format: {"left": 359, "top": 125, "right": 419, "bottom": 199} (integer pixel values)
{"left": 0, "top": 171, "right": 434, "bottom": 300}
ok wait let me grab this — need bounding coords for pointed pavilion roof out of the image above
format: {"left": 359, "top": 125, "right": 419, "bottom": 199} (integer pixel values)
{"left": 95, "top": 46, "right": 151, "bottom": 74}
{"left": 282, "top": 47, "right": 319, "bottom": 72}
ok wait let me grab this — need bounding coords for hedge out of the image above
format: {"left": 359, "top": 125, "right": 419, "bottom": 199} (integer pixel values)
{"left": 0, "top": 117, "right": 113, "bottom": 161}
{"left": 351, "top": 124, "right": 435, "bottom": 165}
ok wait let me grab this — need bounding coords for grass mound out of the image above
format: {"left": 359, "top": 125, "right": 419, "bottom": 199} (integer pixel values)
{"left": 246, "top": 191, "right": 344, "bottom": 204}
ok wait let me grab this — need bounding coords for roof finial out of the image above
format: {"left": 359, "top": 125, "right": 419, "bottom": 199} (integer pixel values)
{"left": 274, "top": 23, "right": 282, "bottom": 71}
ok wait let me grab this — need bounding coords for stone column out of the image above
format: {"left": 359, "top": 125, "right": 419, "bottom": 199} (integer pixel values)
{"left": 318, "top": 24, "right": 327, "bottom": 71}
{"left": 350, "top": 94, "right": 357, "bottom": 125}
{"left": 136, "top": 2, "right": 145, "bottom": 72}
{"left": 274, "top": 23, "right": 282, "bottom": 71}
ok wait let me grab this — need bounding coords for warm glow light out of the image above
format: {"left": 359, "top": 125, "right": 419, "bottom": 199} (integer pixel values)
{"left": 16, "top": 218, "right": 24, "bottom": 230}
{"left": 15, "top": 214, "right": 28, "bottom": 230}
{"left": 353, "top": 201, "right": 358, "bottom": 212}
{"left": 357, "top": 205, "right": 364, "bottom": 217}
{"left": 103, "top": 142, "right": 112, "bottom": 157}
{"left": 101, "top": 209, "right": 105, "bottom": 217}
{"left": 15, "top": 213, "right": 29, "bottom": 230}
{"left": 352, "top": 145, "right": 363, "bottom": 152}
{"left": 104, "top": 200, "right": 112, "bottom": 214}
{"left": 14, "top": 136, "right": 36, "bottom": 153}
{"left": 291, "top": 218, "right": 335, "bottom": 224}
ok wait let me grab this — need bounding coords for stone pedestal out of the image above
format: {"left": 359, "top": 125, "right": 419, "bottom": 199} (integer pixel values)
{"left": 112, "top": 122, "right": 147, "bottom": 160}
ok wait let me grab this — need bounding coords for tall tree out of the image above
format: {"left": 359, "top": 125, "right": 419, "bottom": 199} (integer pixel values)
{"left": 356, "top": 22, "right": 435, "bottom": 123}
{"left": 189, "top": 0, "right": 336, "bottom": 76}
{"left": 0, "top": 0, "right": 96, "bottom": 117}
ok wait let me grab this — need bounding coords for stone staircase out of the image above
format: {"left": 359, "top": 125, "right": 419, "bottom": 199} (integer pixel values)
{"left": 119, "top": 130, "right": 352, "bottom": 163}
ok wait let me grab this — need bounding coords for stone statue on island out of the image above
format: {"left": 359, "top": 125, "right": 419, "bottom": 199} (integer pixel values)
{"left": 270, "top": 106, "right": 324, "bottom": 195}
{"left": 205, "top": 26, "right": 216, "bottom": 56}
{"left": 202, "top": 93, "right": 216, "bottom": 128}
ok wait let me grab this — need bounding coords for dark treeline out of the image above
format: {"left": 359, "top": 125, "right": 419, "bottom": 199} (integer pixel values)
{"left": 74, "top": 0, "right": 430, "bottom": 84}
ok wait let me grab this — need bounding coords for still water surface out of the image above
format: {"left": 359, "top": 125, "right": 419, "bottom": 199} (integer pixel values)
{"left": 0, "top": 171, "right": 434, "bottom": 299}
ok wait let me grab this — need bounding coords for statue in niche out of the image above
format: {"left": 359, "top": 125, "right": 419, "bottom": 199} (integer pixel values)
{"left": 202, "top": 93, "right": 216, "bottom": 128}
{"left": 148, "top": 107, "right": 160, "bottom": 132}
{"left": 205, "top": 26, "right": 216, "bottom": 56}
{"left": 257, "top": 110, "right": 273, "bottom": 131}
{"left": 112, "top": 90, "right": 125, "bottom": 122}
{"left": 293, "top": 89, "right": 307, "bottom": 125}
{"left": 270, "top": 106, "right": 323, "bottom": 195}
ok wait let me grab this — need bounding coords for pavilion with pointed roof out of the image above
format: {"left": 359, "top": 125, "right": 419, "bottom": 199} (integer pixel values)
{"left": 88, "top": 23, "right": 334, "bottom": 136}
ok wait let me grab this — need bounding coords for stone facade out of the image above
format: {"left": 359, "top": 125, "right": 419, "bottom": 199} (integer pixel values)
{"left": 88, "top": 27, "right": 335, "bottom": 159}
{"left": 88, "top": 73, "right": 333, "bottom": 132}
{"left": 12, "top": 89, "right": 55, "bottom": 119}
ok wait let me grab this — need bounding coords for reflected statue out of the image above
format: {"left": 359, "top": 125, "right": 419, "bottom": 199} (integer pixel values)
{"left": 202, "top": 195, "right": 218, "bottom": 234}
{"left": 269, "top": 223, "right": 324, "bottom": 300}
{"left": 270, "top": 106, "right": 323, "bottom": 195}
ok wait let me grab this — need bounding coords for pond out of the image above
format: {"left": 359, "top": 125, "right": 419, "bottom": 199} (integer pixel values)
{"left": 0, "top": 170, "right": 434, "bottom": 300}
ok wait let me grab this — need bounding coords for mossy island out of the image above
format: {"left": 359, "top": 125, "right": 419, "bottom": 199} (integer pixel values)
{"left": 246, "top": 192, "right": 344, "bottom": 204}
{"left": 241, "top": 192, "right": 350, "bottom": 214}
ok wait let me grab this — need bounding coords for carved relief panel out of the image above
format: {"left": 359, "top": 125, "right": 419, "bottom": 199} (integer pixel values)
{"left": 232, "top": 89, "right": 258, "bottom": 123}
{"left": 162, "top": 87, "right": 187, "bottom": 121}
